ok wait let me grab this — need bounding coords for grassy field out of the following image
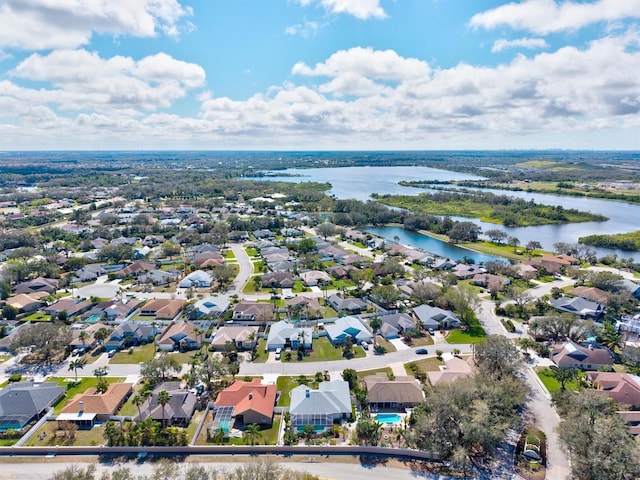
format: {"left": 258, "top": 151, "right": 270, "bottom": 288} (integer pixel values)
{"left": 375, "top": 337, "right": 397, "bottom": 353}
{"left": 536, "top": 367, "right": 583, "bottom": 393}
{"left": 108, "top": 343, "right": 156, "bottom": 364}
{"left": 281, "top": 337, "right": 365, "bottom": 363}
{"left": 25, "top": 423, "right": 106, "bottom": 447}
{"left": 251, "top": 338, "right": 268, "bottom": 364}
{"left": 445, "top": 319, "right": 486, "bottom": 344}
{"left": 356, "top": 367, "right": 393, "bottom": 381}
{"left": 276, "top": 376, "right": 320, "bottom": 407}
{"left": 405, "top": 357, "right": 444, "bottom": 374}
{"left": 21, "top": 312, "right": 50, "bottom": 322}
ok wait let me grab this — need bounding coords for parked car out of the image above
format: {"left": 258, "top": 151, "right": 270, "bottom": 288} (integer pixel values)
{"left": 415, "top": 348, "right": 428, "bottom": 355}
{"left": 275, "top": 347, "right": 282, "bottom": 360}
{"left": 361, "top": 341, "right": 369, "bottom": 351}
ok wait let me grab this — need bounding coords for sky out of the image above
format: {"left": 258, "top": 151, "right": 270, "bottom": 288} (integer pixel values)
{"left": 0, "top": 0, "right": 639, "bottom": 151}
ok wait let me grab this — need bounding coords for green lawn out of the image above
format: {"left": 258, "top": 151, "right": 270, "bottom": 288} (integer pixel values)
{"left": 276, "top": 376, "right": 320, "bottom": 407}
{"left": 375, "top": 337, "right": 397, "bottom": 353}
{"left": 22, "top": 311, "right": 51, "bottom": 322}
{"left": 25, "top": 423, "right": 106, "bottom": 447}
{"left": 168, "top": 349, "right": 200, "bottom": 364}
{"left": 536, "top": 367, "right": 583, "bottom": 393}
{"left": 356, "top": 367, "right": 393, "bottom": 381}
{"left": 223, "top": 249, "right": 236, "bottom": 260}
{"left": 282, "top": 337, "right": 364, "bottom": 363}
{"left": 251, "top": 338, "right": 268, "bottom": 364}
{"left": 321, "top": 306, "right": 338, "bottom": 318}
{"left": 109, "top": 343, "right": 156, "bottom": 364}
{"left": 260, "top": 414, "right": 281, "bottom": 445}
{"left": 292, "top": 281, "right": 310, "bottom": 293}
{"left": 244, "top": 246, "right": 259, "bottom": 257}
{"left": 50, "top": 377, "right": 124, "bottom": 414}
{"left": 405, "top": 357, "right": 444, "bottom": 374}
{"left": 405, "top": 333, "right": 434, "bottom": 347}
{"left": 445, "top": 320, "right": 486, "bottom": 344}
{"left": 331, "top": 279, "right": 356, "bottom": 289}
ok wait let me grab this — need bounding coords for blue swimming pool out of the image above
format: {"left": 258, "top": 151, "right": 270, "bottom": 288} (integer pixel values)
{"left": 86, "top": 314, "right": 101, "bottom": 324}
{"left": 375, "top": 413, "right": 402, "bottom": 424}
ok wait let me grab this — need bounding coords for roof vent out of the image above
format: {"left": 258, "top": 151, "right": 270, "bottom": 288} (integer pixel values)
{"left": 305, "top": 389, "right": 310, "bottom": 398}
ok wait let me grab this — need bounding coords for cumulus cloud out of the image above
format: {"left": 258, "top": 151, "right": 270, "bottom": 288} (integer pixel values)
{"left": 294, "top": 0, "right": 387, "bottom": 20}
{"left": 1, "top": 37, "right": 639, "bottom": 149}
{"left": 470, "top": 0, "right": 640, "bottom": 35}
{"left": 492, "top": 37, "right": 548, "bottom": 52}
{"left": 0, "top": 0, "right": 192, "bottom": 50}
{"left": 11, "top": 49, "right": 205, "bottom": 111}
{"left": 285, "top": 19, "right": 322, "bottom": 38}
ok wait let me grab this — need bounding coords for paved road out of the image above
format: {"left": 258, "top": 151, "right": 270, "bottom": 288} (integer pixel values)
{"left": 0, "top": 459, "right": 458, "bottom": 480}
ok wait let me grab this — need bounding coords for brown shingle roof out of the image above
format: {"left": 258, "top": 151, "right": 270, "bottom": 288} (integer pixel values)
{"left": 60, "top": 383, "right": 133, "bottom": 416}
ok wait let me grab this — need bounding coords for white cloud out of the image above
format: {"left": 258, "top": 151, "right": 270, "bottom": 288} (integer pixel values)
{"left": 1, "top": 37, "right": 639, "bottom": 149}
{"left": 0, "top": 0, "right": 192, "bottom": 50}
{"left": 294, "top": 0, "right": 387, "bottom": 20}
{"left": 470, "top": 0, "right": 640, "bottom": 35}
{"left": 285, "top": 19, "right": 322, "bottom": 38}
{"left": 492, "top": 37, "right": 548, "bottom": 52}
{"left": 11, "top": 49, "right": 205, "bottom": 112}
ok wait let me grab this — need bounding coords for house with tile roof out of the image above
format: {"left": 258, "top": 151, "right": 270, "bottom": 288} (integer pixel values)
{"left": 214, "top": 379, "right": 277, "bottom": 427}
{"left": 427, "top": 355, "right": 476, "bottom": 386}
{"left": 0, "top": 382, "right": 65, "bottom": 432}
{"left": 586, "top": 371, "right": 640, "bottom": 408}
{"left": 58, "top": 383, "right": 133, "bottom": 428}
{"left": 139, "top": 299, "right": 186, "bottom": 320}
{"left": 289, "top": 380, "right": 352, "bottom": 431}
{"left": 5, "top": 293, "right": 46, "bottom": 313}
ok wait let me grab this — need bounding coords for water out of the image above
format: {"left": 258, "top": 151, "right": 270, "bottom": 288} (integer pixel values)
{"left": 365, "top": 225, "right": 501, "bottom": 264}
{"left": 254, "top": 166, "right": 640, "bottom": 261}
{"left": 375, "top": 413, "right": 403, "bottom": 424}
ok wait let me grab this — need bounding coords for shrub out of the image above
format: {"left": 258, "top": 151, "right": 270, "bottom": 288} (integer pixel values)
{"left": 8, "top": 374, "right": 21, "bottom": 383}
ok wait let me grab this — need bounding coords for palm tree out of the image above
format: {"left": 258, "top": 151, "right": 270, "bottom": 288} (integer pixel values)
{"left": 68, "top": 358, "right": 86, "bottom": 381}
{"left": 369, "top": 316, "right": 381, "bottom": 348}
{"left": 78, "top": 330, "right": 90, "bottom": 351}
{"left": 131, "top": 393, "right": 145, "bottom": 421}
{"left": 243, "top": 423, "right": 263, "bottom": 446}
{"left": 157, "top": 390, "right": 171, "bottom": 428}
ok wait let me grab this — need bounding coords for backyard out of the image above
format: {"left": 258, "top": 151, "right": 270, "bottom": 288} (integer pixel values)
{"left": 108, "top": 343, "right": 156, "bottom": 364}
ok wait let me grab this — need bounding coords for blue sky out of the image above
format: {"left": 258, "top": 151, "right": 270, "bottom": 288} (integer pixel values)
{"left": 0, "top": 0, "right": 639, "bottom": 150}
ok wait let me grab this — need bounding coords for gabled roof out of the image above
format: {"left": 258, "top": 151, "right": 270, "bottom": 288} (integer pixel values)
{"left": 60, "top": 383, "right": 133, "bottom": 416}
{"left": 267, "top": 321, "right": 313, "bottom": 347}
{"left": 325, "top": 316, "right": 372, "bottom": 343}
{"left": 211, "top": 325, "right": 259, "bottom": 347}
{"left": 552, "top": 341, "right": 613, "bottom": 368}
{"left": 587, "top": 372, "right": 640, "bottom": 408}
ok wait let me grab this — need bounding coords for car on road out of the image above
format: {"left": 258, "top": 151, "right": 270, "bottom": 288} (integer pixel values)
{"left": 415, "top": 348, "right": 428, "bottom": 355}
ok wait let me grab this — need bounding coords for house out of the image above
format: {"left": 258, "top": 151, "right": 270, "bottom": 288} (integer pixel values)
{"left": 619, "top": 410, "right": 640, "bottom": 435}
{"left": 191, "top": 296, "right": 230, "bottom": 319}
{"left": 69, "top": 322, "right": 109, "bottom": 350}
{"left": 44, "top": 298, "right": 93, "bottom": 318}
{"left": 413, "top": 305, "right": 461, "bottom": 330}
{"left": 299, "top": 270, "right": 331, "bottom": 287}
{"left": 5, "top": 293, "right": 46, "bottom": 313}
{"left": 253, "top": 229, "right": 275, "bottom": 239}
{"left": 261, "top": 272, "right": 294, "bottom": 289}
{"left": 210, "top": 325, "right": 259, "bottom": 351}
{"left": 115, "top": 261, "right": 155, "bottom": 278}
{"left": 90, "top": 298, "right": 144, "bottom": 322}
{"left": 58, "top": 383, "right": 133, "bottom": 428}
{"left": 621, "top": 280, "right": 640, "bottom": 300}
{"left": 139, "top": 299, "right": 186, "bottom": 320}
{"left": 212, "top": 379, "right": 277, "bottom": 430}
{"left": 138, "top": 269, "right": 179, "bottom": 286}
{"left": 135, "top": 381, "right": 197, "bottom": 426}
{"left": 232, "top": 302, "right": 274, "bottom": 322}
{"left": 284, "top": 296, "right": 323, "bottom": 320}
{"left": 0, "top": 382, "right": 65, "bottom": 432}
{"left": 325, "top": 316, "right": 372, "bottom": 345}
{"left": 379, "top": 313, "right": 417, "bottom": 339}
{"left": 72, "top": 265, "right": 106, "bottom": 283}
{"left": 472, "top": 273, "right": 510, "bottom": 291}
{"left": 427, "top": 355, "right": 476, "bottom": 386}
{"left": 326, "top": 294, "right": 367, "bottom": 314}
{"left": 104, "top": 322, "right": 160, "bottom": 352}
{"left": 156, "top": 322, "right": 201, "bottom": 352}
{"left": 551, "top": 341, "right": 614, "bottom": 371}
{"left": 550, "top": 296, "right": 605, "bottom": 320}
{"left": 266, "top": 321, "right": 313, "bottom": 351}
{"left": 178, "top": 270, "right": 213, "bottom": 289}
{"left": 289, "top": 380, "right": 351, "bottom": 430}
{"left": 194, "top": 251, "right": 224, "bottom": 268}
{"left": 513, "top": 263, "right": 538, "bottom": 280}
{"left": 14, "top": 277, "right": 59, "bottom": 295}
{"left": 363, "top": 373, "right": 424, "bottom": 411}
{"left": 452, "top": 264, "right": 486, "bottom": 280}
{"left": 586, "top": 371, "right": 640, "bottom": 408}
{"left": 569, "top": 286, "right": 610, "bottom": 305}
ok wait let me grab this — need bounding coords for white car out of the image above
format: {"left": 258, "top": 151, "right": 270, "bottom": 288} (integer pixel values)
{"left": 275, "top": 347, "right": 282, "bottom": 360}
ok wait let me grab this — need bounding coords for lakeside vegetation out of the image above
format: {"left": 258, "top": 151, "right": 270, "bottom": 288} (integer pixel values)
{"left": 375, "top": 190, "right": 607, "bottom": 227}
{"left": 579, "top": 230, "right": 640, "bottom": 252}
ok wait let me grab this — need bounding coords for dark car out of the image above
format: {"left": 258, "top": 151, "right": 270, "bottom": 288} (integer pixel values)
{"left": 415, "top": 348, "right": 428, "bottom": 355}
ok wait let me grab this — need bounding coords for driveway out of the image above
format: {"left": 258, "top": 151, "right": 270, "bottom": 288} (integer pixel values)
{"left": 390, "top": 338, "right": 409, "bottom": 351}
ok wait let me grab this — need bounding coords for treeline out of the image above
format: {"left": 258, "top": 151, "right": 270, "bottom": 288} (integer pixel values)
{"left": 579, "top": 231, "right": 640, "bottom": 252}
{"left": 375, "top": 190, "right": 607, "bottom": 227}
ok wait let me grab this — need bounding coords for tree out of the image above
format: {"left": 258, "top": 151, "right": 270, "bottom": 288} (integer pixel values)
{"left": 342, "top": 336, "right": 354, "bottom": 358}
{"left": 316, "top": 221, "right": 337, "bottom": 240}
{"left": 10, "top": 322, "right": 71, "bottom": 364}
{"left": 2, "top": 304, "right": 17, "bottom": 320}
{"left": 342, "top": 368, "right": 358, "bottom": 390}
{"left": 355, "top": 416, "right": 383, "bottom": 446}
{"left": 549, "top": 366, "right": 578, "bottom": 390}
{"left": 448, "top": 221, "right": 481, "bottom": 243}
{"left": 243, "top": 423, "right": 263, "bottom": 445}
{"left": 474, "top": 335, "right": 522, "bottom": 380}
{"left": 157, "top": 389, "right": 171, "bottom": 428}
{"left": 508, "top": 236, "right": 521, "bottom": 252}
{"left": 369, "top": 284, "right": 400, "bottom": 309}
{"left": 525, "top": 240, "right": 542, "bottom": 255}
{"left": 141, "top": 353, "right": 181, "bottom": 386}
{"left": 94, "top": 327, "right": 109, "bottom": 345}
{"left": 369, "top": 316, "right": 381, "bottom": 348}
{"left": 485, "top": 229, "right": 508, "bottom": 244}
{"left": 68, "top": 358, "right": 86, "bottom": 381}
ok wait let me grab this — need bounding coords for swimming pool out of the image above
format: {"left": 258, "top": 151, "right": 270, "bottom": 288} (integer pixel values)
{"left": 375, "top": 413, "right": 402, "bottom": 424}
{"left": 86, "top": 314, "right": 101, "bottom": 324}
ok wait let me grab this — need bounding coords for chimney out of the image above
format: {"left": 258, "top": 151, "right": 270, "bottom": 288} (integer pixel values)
{"left": 305, "top": 389, "right": 310, "bottom": 398}
{"left": 248, "top": 393, "right": 253, "bottom": 400}
{"left": 78, "top": 400, "right": 84, "bottom": 416}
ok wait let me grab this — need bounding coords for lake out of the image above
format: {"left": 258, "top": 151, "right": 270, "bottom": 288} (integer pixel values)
{"left": 250, "top": 166, "right": 640, "bottom": 261}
